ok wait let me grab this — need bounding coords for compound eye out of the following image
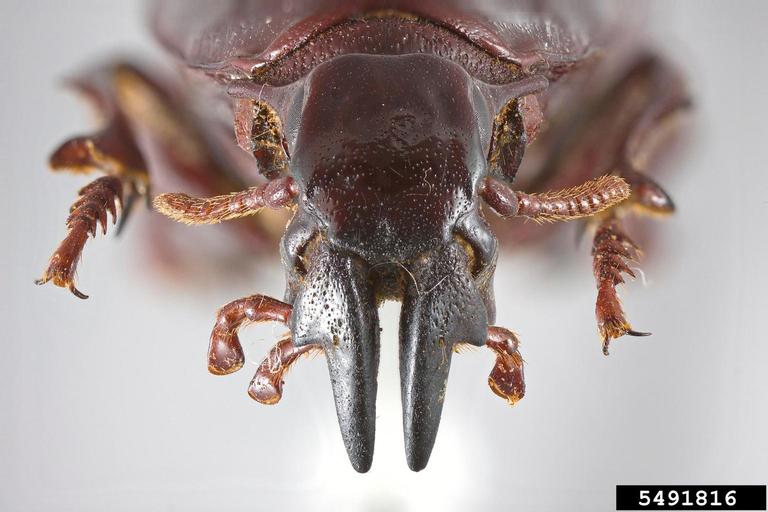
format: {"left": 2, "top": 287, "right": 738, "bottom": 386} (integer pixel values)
{"left": 232, "top": 98, "right": 290, "bottom": 178}
{"left": 487, "top": 97, "right": 529, "bottom": 183}
{"left": 485, "top": 71, "right": 548, "bottom": 184}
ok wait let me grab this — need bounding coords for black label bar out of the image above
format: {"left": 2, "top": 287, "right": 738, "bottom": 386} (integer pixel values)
{"left": 616, "top": 486, "right": 766, "bottom": 510}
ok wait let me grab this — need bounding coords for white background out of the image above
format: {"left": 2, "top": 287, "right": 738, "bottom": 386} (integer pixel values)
{"left": 1, "top": 1, "right": 766, "bottom": 511}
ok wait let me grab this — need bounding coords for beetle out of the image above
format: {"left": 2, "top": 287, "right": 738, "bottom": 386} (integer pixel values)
{"left": 35, "top": 0, "right": 689, "bottom": 472}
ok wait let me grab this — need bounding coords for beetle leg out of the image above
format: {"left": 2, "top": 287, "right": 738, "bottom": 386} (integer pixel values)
{"left": 590, "top": 171, "right": 675, "bottom": 355}
{"left": 38, "top": 162, "right": 147, "bottom": 299}
{"left": 112, "top": 62, "right": 291, "bottom": 247}
{"left": 37, "top": 85, "right": 149, "bottom": 298}
{"left": 481, "top": 174, "right": 631, "bottom": 223}
{"left": 208, "top": 294, "right": 292, "bottom": 375}
{"left": 454, "top": 327, "right": 525, "bottom": 405}
{"left": 585, "top": 55, "right": 686, "bottom": 354}
{"left": 36, "top": 176, "right": 125, "bottom": 299}
{"left": 248, "top": 336, "right": 322, "bottom": 404}
{"left": 591, "top": 215, "right": 651, "bottom": 355}
{"left": 210, "top": 294, "right": 323, "bottom": 404}
{"left": 39, "top": 62, "right": 291, "bottom": 297}
{"left": 485, "top": 327, "right": 525, "bottom": 405}
{"left": 490, "top": 55, "right": 688, "bottom": 351}
{"left": 153, "top": 176, "right": 297, "bottom": 225}
{"left": 622, "top": 170, "right": 676, "bottom": 217}
{"left": 38, "top": 63, "right": 152, "bottom": 297}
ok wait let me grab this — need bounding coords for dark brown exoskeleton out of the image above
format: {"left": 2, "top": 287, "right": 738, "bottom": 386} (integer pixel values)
{"left": 36, "top": 1, "right": 689, "bottom": 472}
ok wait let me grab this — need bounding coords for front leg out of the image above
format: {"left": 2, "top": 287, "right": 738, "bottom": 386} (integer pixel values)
{"left": 248, "top": 337, "right": 322, "bottom": 404}
{"left": 455, "top": 326, "right": 525, "bottom": 405}
{"left": 209, "top": 293, "right": 322, "bottom": 403}
{"left": 208, "top": 294, "right": 293, "bottom": 375}
{"left": 485, "top": 327, "right": 525, "bottom": 405}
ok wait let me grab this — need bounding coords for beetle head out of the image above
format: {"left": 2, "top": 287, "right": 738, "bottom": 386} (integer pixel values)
{"left": 280, "top": 53, "right": 497, "bottom": 472}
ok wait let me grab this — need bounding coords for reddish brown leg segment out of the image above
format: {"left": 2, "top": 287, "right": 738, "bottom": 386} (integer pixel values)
{"left": 592, "top": 216, "right": 650, "bottom": 355}
{"left": 153, "top": 176, "right": 297, "bottom": 225}
{"left": 208, "top": 295, "right": 292, "bottom": 375}
{"left": 248, "top": 337, "right": 322, "bottom": 404}
{"left": 623, "top": 170, "right": 676, "bottom": 217}
{"left": 590, "top": 170, "right": 675, "bottom": 355}
{"left": 36, "top": 176, "right": 124, "bottom": 299}
{"left": 485, "top": 327, "right": 525, "bottom": 405}
{"left": 482, "top": 175, "right": 630, "bottom": 223}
